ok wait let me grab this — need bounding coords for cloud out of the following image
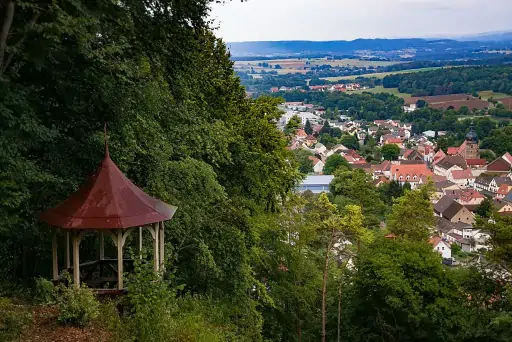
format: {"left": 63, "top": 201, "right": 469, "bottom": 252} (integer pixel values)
{"left": 210, "top": 0, "right": 512, "bottom": 42}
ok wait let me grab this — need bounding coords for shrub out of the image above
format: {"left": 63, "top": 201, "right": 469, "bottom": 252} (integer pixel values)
{"left": 33, "top": 278, "right": 57, "bottom": 305}
{"left": 57, "top": 284, "right": 100, "bottom": 327}
{"left": 0, "top": 297, "right": 32, "bottom": 341}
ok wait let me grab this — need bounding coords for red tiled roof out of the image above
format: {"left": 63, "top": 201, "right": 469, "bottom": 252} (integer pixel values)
{"left": 498, "top": 184, "right": 511, "bottom": 195}
{"left": 459, "top": 189, "right": 484, "bottom": 202}
{"left": 447, "top": 147, "right": 459, "bottom": 155}
{"left": 466, "top": 159, "right": 487, "bottom": 166}
{"left": 306, "top": 135, "right": 317, "bottom": 141}
{"left": 385, "top": 138, "right": 403, "bottom": 144}
{"left": 451, "top": 168, "right": 474, "bottom": 180}
{"left": 296, "top": 129, "right": 307, "bottom": 137}
{"left": 392, "top": 164, "right": 433, "bottom": 182}
{"left": 308, "top": 156, "right": 322, "bottom": 166}
{"left": 504, "top": 152, "right": 512, "bottom": 165}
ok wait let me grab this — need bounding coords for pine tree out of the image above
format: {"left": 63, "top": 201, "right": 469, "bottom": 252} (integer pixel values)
{"left": 305, "top": 119, "right": 313, "bottom": 135}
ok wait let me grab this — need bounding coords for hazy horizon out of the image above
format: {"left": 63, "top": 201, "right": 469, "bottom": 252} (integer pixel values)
{"left": 210, "top": 0, "right": 512, "bottom": 43}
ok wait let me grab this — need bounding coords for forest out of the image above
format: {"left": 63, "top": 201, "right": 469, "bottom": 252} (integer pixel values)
{"left": 383, "top": 66, "right": 512, "bottom": 96}
{"left": 1, "top": 1, "right": 512, "bottom": 341}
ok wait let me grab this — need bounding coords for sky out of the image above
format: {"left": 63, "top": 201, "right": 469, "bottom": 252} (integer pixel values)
{"left": 210, "top": 0, "right": 512, "bottom": 42}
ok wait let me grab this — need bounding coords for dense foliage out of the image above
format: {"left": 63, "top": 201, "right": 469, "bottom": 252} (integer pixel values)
{"left": 383, "top": 66, "right": 512, "bottom": 96}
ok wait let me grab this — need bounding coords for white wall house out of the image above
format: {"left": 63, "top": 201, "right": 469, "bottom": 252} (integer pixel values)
{"left": 430, "top": 237, "right": 452, "bottom": 259}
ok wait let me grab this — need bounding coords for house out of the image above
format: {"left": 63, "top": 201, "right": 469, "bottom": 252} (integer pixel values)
{"left": 457, "top": 189, "right": 485, "bottom": 207}
{"left": 373, "top": 176, "right": 389, "bottom": 187}
{"left": 434, "top": 155, "right": 468, "bottom": 177}
{"left": 305, "top": 135, "right": 317, "bottom": 146}
{"left": 434, "top": 196, "right": 475, "bottom": 224}
{"left": 496, "top": 184, "right": 512, "bottom": 200}
{"left": 447, "top": 168, "right": 475, "bottom": 188}
{"left": 308, "top": 156, "right": 325, "bottom": 174}
{"left": 489, "top": 176, "right": 512, "bottom": 194}
{"left": 390, "top": 164, "right": 433, "bottom": 189}
{"left": 486, "top": 152, "right": 512, "bottom": 175}
{"left": 383, "top": 137, "right": 404, "bottom": 148}
{"left": 297, "top": 175, "right": 334, "bottom": 193}
{"left": 466, "top": 159, "right": 487, "bottom": 177}
{"left": 314, "top": 143, "right": 327, "bottom": 155}
{"left": 270, "top": 87, "right": 279, "bottom": 93}
{"left": 295, "top": 129, "right": 307, "bottom": 140}
{"left": 474, "top": 176, "right": 493, "bottom": 193}
{"left": 429, "top": 236, "right": 452, "bottom": 259}
{"left": 401, "top": 149, "right": 424, "bottom": 161}
{"left": 431, "top": 149, "right": 447, "bottom": 166}
{"left": 371, "top": 160, "right": 393, "bottom": 178}
{"left": 493, "top": 200, "right": 512, "bottom": 216}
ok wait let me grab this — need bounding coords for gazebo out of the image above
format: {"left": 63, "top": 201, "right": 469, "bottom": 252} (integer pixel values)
{"left": 39, "top": 127, "right": 177, "bottom": 290}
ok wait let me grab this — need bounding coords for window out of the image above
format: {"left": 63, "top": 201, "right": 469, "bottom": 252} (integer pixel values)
{"left": 442, "top": 247, "right": 445, "bottom": 250}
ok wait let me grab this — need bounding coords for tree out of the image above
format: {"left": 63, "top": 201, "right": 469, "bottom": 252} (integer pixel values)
{"left": 480, "top": 150, "right": 496, "bottom": 163}
{"left": 344, "top": 237, "right": 465, "bottom": 341}
{"left": 416, "top": 99, "right": 427, "bottom": 108}
{"left": 330, "top": 169, "right": 387, "bottom": 228}
{"left": 378, "top": 180, "right": 410, "bottom": 205}
{"left": 387, "top": 184, "right": 435, "bottom": 241}
{"left": 323, "top": 155, "right": 350, "bottom": 175}
{"left": 309, "top": 194, "right": 371, "bottom": 342}
{"left": 478, "top": 215, "right": 512, "bottom": 275}
{"left": 320, "top": 120, "right": 331, "bottom": 135}
{"left": 436, "top": 137, "right": 449, "bottom": 153}
{"left": 340, "top": 135, "right": 359, "bottom": 150}
{"left": 285, "top": 115, "right": 302, "bottom": 135}
{"left": 319, "top": 133, "right": 337, "bottom": 149}
{"left": 459, "top": 106, "right": 470, "bottom": 115}
{"left": 475, "top": 197, "right": 494, "bottom": 218}
{"left": 292, "top": 149, "right": 314, "bottom": 174}
{"left": 305, "top": 119, "right": 313, "bottom": 135}
{"left": 381, "top": 144, "right": 400, "bottom": 161}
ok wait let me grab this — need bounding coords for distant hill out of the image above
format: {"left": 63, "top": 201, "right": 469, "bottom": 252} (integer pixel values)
{"left": 226, "top": 38, "right": 512, "bottom": 59}
{"left": 455, "top": 31, "right": 512, "bottom": 42}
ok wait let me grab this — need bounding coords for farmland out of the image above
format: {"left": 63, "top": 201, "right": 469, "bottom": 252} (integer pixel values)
{"left": 477, "top": 90, "right": 510, "bottom": 100}
{"left": 320, "top": 67, "right": 446, "bottom": 81}
{"left": 351, "top": 86, "right": 411, "bottom": 98}
{"left": 234, "top": 58, "right": 405, "bottom": 75}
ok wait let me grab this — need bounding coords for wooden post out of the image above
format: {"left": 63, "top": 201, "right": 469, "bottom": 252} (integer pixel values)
{"left": 152, "top": 223, "right": 159, "bottom": 272}
{"left": 65, "top": 232, "right": 70, "bottom": 269}
{"left": 72, "top": 231, "right": 80, "bottom": 288}
{"left": 117, "top": 231, "right": 123, "bottom": 289}
{"left": 137, "top": 227, "right": 143, "bottom": 258}
{"left": 159, "top": 222, "right": 165, "bottom": 270}
{"left": 99, "top": 231, "right": 105, "bottom": 260}
{"left": 52, "top": 230, "right": 58, "bottom": 281}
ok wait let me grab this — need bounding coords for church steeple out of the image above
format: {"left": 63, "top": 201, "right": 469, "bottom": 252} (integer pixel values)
{"left": 465, "top": 124, "right": 478, "bottom": 143}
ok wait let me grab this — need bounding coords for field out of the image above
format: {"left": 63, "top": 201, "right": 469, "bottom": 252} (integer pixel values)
{"left": 351, "top": 86, "right": 411, "bottom": 98}
{"left": 477, "top": 90, "right": 510, "bottom": 100}
{"left": 234, "top": 58, "right": 405, "bottom": 75}
{"left": 320, "top": 67, "right": 446, "bottom": 81}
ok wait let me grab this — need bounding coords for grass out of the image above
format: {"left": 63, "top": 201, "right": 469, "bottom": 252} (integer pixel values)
{"left": 320, "top": 67, "right": 447, "bottom": 81}
{"left": 351, "top": 86, "right": 411, "bottom": 98}
{"left": 477, "top": 90, "right": 510, "bottom": 100}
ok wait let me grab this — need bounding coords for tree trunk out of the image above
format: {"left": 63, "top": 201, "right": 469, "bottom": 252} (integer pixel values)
{"left": 337, "top": 283, "right": 342, "bottom": 342}
{"left": 297, "top": 318, "right": 302, "bottom": 342}
{"left": 321, "top": 232, "right": 334, "bottom": 342}
{"left": 0, "top": 0, "right": 15, "bottom": 71}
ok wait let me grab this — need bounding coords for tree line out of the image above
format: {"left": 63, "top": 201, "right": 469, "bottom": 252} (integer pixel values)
{"left": 383, "top": 66, "right": 512, "bottom": 96}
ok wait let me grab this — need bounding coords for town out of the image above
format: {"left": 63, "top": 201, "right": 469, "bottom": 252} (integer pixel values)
{"left": 281, "top": 98, "right": 512, "bottom": 263}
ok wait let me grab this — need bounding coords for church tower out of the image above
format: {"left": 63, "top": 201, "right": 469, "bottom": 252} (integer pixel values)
{"left": 464, "top": 125, "right": 479, "bottom": 159}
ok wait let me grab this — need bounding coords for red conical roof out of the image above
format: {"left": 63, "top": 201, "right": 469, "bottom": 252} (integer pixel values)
{"left": 40, "top": 144, "right": 177, "bottom": 229}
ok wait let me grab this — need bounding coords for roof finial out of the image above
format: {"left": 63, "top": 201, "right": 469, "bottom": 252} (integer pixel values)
{"left": 104, "top": 121, "right": 109, "bottom": 158}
